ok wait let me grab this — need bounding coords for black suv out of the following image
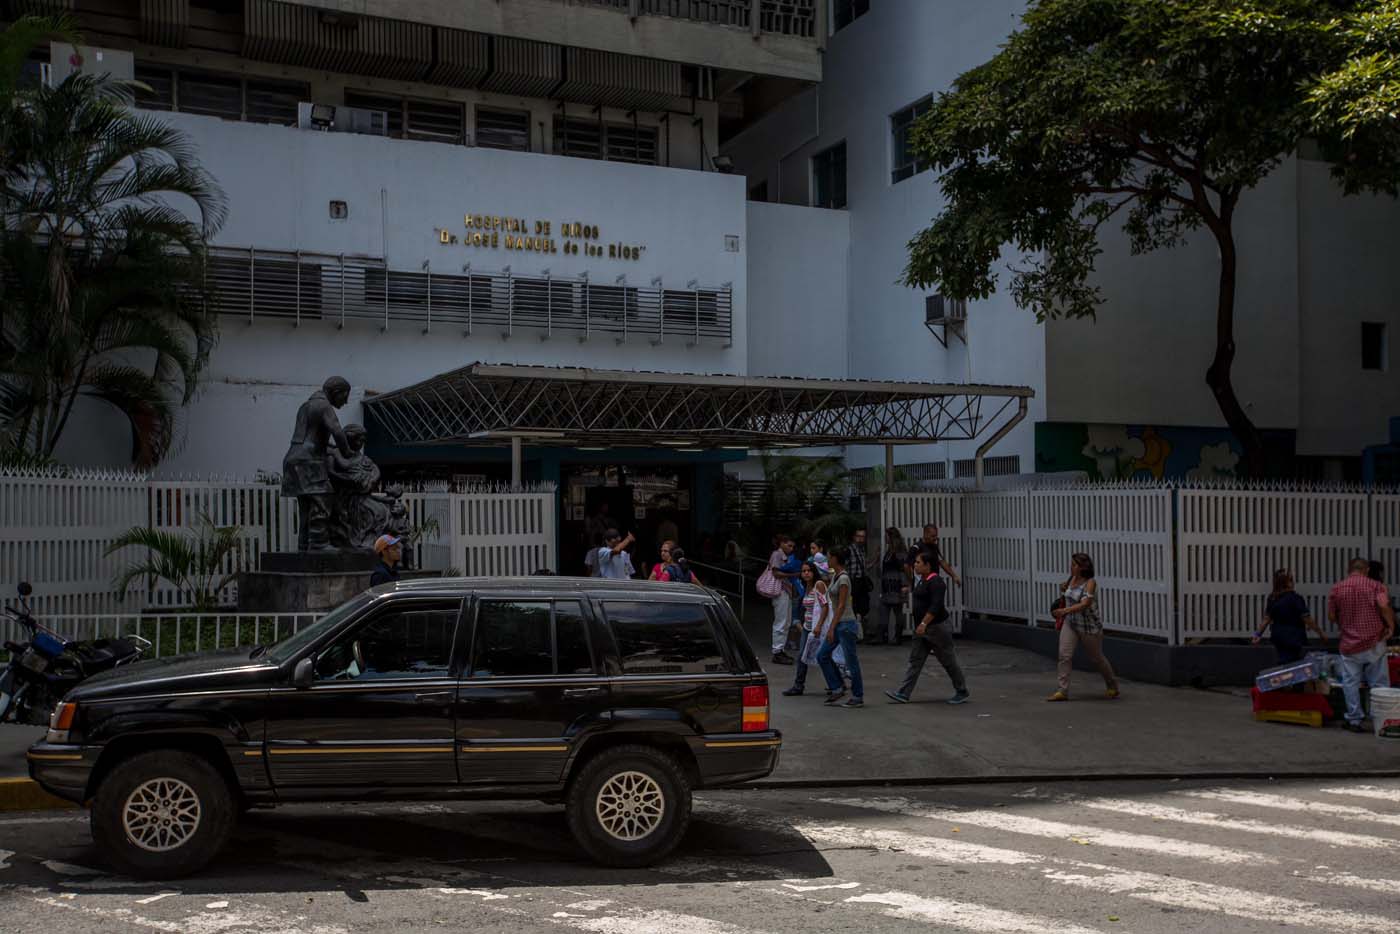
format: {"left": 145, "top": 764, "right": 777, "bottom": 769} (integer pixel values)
{"left": 26, "top": 578, "right": 779, "bottom": 879}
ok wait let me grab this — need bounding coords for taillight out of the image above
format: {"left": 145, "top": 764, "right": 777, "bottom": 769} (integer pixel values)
{"left": 742, "top": 685, "right": 769, "bottom": 733}
{"left": 47, "top": 702, "right": 78, "bottom": 743}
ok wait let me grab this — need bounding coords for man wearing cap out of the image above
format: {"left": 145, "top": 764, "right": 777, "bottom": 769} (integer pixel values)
{"left": 370, "top": 534, "right": 402, "bottom": 587}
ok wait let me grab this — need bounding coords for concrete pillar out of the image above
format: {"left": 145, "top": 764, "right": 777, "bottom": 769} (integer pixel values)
{"left": 511, "top": 436, "right": 523, "bottom": 489}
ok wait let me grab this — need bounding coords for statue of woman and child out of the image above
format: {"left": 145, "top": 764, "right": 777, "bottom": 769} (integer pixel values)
{"left": 281, "top": 376, "right": 409, "bottom": 552}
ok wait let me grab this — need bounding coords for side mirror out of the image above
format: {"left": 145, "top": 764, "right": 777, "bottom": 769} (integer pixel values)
{"left": 17, "top": 582, "right": 32, "bottom": 597}
{"left": 292, "top": 657, "right": 315, "bottom": 688}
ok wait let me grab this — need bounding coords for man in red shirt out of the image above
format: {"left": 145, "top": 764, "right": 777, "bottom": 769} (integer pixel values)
{"left": 1328, "top": 558, "right": 1396, "bottom": 731}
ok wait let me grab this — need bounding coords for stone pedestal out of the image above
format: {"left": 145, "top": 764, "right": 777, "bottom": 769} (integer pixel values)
{"left": 238, "top": 551, "right": 376, "bottom": 613}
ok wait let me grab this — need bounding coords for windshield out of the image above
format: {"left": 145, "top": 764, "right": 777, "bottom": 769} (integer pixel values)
{"left": 265, "top": 592, "right": 375, "bottom": 663}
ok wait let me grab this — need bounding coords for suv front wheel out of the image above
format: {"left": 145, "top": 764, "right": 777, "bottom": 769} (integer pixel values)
{"left": 566, "top": 744, "right": 691, "bottom": 867}
{"left": 91, "top": 750, "right": 236, "bottom": 879}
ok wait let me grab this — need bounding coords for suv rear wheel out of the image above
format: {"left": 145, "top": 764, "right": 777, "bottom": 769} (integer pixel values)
{"left": 91, "top": 750, "right": 235, "bottom": 879}
{"left": 566, "top": 744, "right": 691, "bottom": 867}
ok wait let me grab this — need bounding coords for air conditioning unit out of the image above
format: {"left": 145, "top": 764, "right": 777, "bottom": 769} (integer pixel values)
{"left": 296, "top": 102, "right": 389, "bottom": 137}
{"left": 924, "top": 293, "right": 967, "bottom": 347}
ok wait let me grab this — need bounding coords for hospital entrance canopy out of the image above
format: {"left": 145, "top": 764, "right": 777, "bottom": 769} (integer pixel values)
{"left": 363, "top": 364, "right": 1034, "bottom": 451}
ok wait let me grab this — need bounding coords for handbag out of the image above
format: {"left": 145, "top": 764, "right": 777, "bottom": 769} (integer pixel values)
{"left": 1051, "top": 596, "right": 1066, "bottom": 631}
{"left": 756, "top": 566, "right": 782, "bottom": 599}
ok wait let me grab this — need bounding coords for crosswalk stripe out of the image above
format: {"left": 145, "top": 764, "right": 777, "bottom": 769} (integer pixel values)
{"left": 570, "top": 910, "right": 767, "bottom": 934}
{"left": 819, "top": 795, "right": 1269, "bottom": 865}
{"left": 1319, "top": 785, "right": 1399, "bottom": 804}
{"left": 1302, "top": 869, "right": 1400, "bottom": 895}
{"left": 1180, "top": 788, "right": 1400, "bottom": 828}
{"left": 1041, "top": 864, "right": 1400, "bottom": 933}
{"left": 1071, "top": 795, "right": 1400, "bottom": 849}
{"left": 699, "top": 801, "right": 1400, "bottom": 933}
{"left": 843, "top": 891, "right": 1108, "bottom": 934}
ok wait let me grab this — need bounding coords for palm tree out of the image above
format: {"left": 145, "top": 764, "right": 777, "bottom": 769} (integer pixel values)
{"left": 107, "top": 511, "right": 244, "bottom": 612}
{"left": 0, "top": 71, "right": 226, "bottom": 466}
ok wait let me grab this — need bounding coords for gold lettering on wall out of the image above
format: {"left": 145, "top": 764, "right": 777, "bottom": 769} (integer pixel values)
{"left": 443, "top": 213, "right": 644, "bottom": 261}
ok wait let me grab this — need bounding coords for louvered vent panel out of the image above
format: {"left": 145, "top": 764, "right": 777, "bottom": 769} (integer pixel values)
{"left": 243, "top": 0, "right": 431, "bottom": 82}
{"left": 139, "top": 0, "right": 188, "bottom": 47}
{"left": 427, "top": 27, "right": 489, "bottom": 88}
{"left": 557, "top": 48, "right": 684, "bottom": 112}
{"left": 481, "top": 36, "right": 561, "bottom": 98}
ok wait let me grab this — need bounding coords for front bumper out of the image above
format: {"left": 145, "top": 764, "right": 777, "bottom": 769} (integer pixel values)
{"left": 26, "top": 742, "right": 96, "bottom": 804}
{"left": 689, "top": 730, "right": 782, "bottom": 787}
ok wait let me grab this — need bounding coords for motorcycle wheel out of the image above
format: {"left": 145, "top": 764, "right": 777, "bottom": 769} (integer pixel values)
{"left": 0, "top": 668, "right": 14, "bottom": 723}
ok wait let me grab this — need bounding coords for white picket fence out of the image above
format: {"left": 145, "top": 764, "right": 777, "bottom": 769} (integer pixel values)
{"left": 0, "top": 469, "right": 556, "bottom": 633}
{"left": 888, "top": 482, "right": 1396, "bottom": 645}
{"left": 881, "top": 492, "right": 963, "bottom": 631}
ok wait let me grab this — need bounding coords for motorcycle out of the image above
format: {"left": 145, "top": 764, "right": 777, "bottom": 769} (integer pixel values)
{"left": 1, "top": 582, "right": 151, "bottom": 726}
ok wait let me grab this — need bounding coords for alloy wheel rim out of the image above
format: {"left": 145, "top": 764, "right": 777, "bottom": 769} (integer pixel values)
{"left": 595, "top": 770, "right": 665, "bottom": 841}
{"left": 122, "top": 777, "right": 202, "bottom": 852}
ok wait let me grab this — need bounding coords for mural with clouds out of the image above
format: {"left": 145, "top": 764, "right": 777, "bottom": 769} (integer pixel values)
{"left": 1036, "top": 423, "right": 1250, "bottom": 481}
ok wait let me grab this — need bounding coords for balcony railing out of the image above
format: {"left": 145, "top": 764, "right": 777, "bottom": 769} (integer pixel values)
{"left": 562, "top": 0, "right": 817, "bottom": 39}
{"left": 206, "top": 247, "right": 734, "bottom": 347}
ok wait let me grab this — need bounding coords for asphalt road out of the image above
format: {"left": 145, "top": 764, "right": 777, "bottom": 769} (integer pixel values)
{"left": 2, "top": 777, "right": 1398, "bottom": 933}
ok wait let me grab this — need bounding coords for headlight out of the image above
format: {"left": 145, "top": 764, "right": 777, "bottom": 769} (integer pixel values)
{"left": 46, "top": 701, "right": 78, "bottom": 744}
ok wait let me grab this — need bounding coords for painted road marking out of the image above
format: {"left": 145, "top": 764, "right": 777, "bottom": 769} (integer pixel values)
{"left": 846, "top": 890, "right": 1107, "bottom": 934}
{"left": 821, "top": 795, "right": 1269, "bottom": 865}
{"left": 1181, "top": 788, "right": 1400, "bottom": 828}
{"left": 1318, "top": 785, "right": 1400, "bottom": 804}
{"left": 1071, "top": 796, "right": 1400, "bottom": 849}
{"left": 571, "top": 909, "right": 769, "bottom": 934}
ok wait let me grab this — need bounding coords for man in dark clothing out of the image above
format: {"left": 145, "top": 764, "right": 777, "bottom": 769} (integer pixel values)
{"left": 370, "top": 534, "right": 402, "bottom": 587}
{"left": 905, "top": 523, "right": 961, "bottom": 588}
{"left": 885, "top": 550, "right": 969, "bottom": 705}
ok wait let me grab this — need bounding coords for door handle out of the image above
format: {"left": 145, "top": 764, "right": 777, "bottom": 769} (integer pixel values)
{"left": 562, "top": 687, "right": 605, "bottom": 699}
{"left": 414, "top": 691, "right": 453, "bottom": 703}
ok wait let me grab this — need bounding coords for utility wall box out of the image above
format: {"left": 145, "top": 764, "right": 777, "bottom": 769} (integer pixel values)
{"left": 49, "top": 45, "right": 135, "bottom": 84}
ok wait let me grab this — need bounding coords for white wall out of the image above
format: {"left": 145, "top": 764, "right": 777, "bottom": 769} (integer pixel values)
{"left": 725, "top": 0, "right": 1042, "bottom": 472}
{"left": 55, "top": 111, "right": 751, "bottom": 475}
{"left": 745, "top": 201, "right": 849, "bottom": 379}
{"left": 1046, "top": 161, "right": 1303, "bottom": 432}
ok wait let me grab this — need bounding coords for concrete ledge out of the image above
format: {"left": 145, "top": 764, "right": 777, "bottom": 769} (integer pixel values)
{"left": 0, "top": 777, "right": 77, "bottom": 812}
{"left": 960, "top": 616, "right": 1287, "bottom": 687}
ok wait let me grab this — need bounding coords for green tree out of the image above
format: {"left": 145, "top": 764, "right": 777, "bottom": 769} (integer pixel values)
{"left": 902, "top": 0, "right": 1370, "bottom": 474}
{"left": 107, "top": 511, "right": 244, "bottom": 612}
{"left": 0, "top": 73, "right": 226, "bottom": 465}
{"left": 1308, "top": 1, "right": 1400, "bottom": 193}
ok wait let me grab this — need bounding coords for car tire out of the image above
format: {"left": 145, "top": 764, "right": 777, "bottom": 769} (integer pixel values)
{"left": 90, "top": 750, "right": 235, "bottom": 880}
{"left": 565, "top": 744, "right": 691, "bottom": 868}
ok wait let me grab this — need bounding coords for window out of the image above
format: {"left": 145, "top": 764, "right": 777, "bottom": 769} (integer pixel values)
{"left": 470, "top": 600, "right": 597, "bottom": 677}
{"left": 604, "top": 601, "right": 727, "bottom": 676}
{"left": 476, "top": 106, "right": 531, "bottom": 152}
{"left": 1362, "top": 322, "right": 1388, "bottom": 371}
{"left": 132, "top": 63, "right": 309, "bottom": 127}
{"left": 834, "top": 0, "right": 870, "bottom": 30}
{"left": 314, "top": 600, "right": 460, "bottom": 681}
{"left": 749, "top": 180, "right": 768, "bottom": 202}
{"left": 345, "top": 91, "right": 466, "bottom": 144}
{"left": 812, "top": 141, "right": 847, "bottom": 209}
{"left": 554, "top": 117, "right": 658, "bottom": 166}
{"left": 891, "top": 96, "right": 932, "bottom": 183}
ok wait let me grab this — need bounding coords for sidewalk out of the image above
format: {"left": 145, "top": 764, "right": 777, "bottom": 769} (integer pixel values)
{"left": 4, "top": 625, "right": 1397, "bottom": 809}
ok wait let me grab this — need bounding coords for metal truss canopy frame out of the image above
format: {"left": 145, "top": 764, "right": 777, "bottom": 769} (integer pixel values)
{"left": 363, "top": 364, "right": 1034, "bottom": 450}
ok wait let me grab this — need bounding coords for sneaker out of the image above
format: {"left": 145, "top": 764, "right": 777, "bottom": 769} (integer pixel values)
{"left": 824, "top": 689, "right": 847, "bottom": 706}
{"left": 841, "top": 697, "right": 864, "bottom": 708}
{"left": 1105, "top": 688, "right": 1121, "bottom": 700}
{"left": 1046, "top": 691, "right": 1069, "bottom": 702}
{"left": 771, "top": 652, "right": 794, "bottom": 666}
{"left": 1343, "top": 721, "right": 1367, "bottom": 733}
{"left": 946, "top": 691, "right": 970, "bottom": 705}
{"left": 884, "top": 690, "right": 910, "bottom": 704}
{"left": 781, "top": 686, "right": 803, "bottom": 697}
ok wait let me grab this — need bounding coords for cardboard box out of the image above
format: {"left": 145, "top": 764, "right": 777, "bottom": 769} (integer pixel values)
{"left": 1255, "top": 654, "right": 1327, "bottom": 692}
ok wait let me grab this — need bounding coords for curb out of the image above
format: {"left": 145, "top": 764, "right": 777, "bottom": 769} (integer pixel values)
{"left": 747, "top": 768, "right": 1400, "bottom": 790}
{"left": 0, "top": 776, "right": 77, "bottom": 812}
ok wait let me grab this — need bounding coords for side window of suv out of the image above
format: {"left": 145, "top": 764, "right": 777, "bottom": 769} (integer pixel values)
{"left": 470, "top": 600, "right": 596, "bottom": 677}
{"left": 314, "top": 599, "right": 461, "bottom": 681}
{"left": 603, "top": 601, "right": 728, "bottom": 675}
